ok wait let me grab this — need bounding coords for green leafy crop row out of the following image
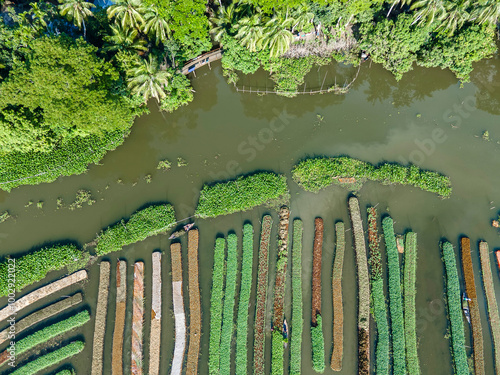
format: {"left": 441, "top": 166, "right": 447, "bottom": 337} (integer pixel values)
{"left": 272, "top": 330, "right": 284, "bottom": 375}
{"left": 10, "top": 341, "right": 84, "bottom": 375}
{"left": 0, "top": 244, "right": 84, "bottom": 297}
{"left": 404, "top": 233, "right": 420, "bottom": 375}
{"left": 292, "top": 157, "right": 452, "bottom": 198}
{"left": 290, "top": 220, "right": 303, "bottom": 375}
{"left": 441, "top": 242, "right": 470, "bottom": 375}
{"left": 195, "top": 172, "right": 288, "bottom": 218}
{"left": 208, "top": 237, "right": 226, "bottom": 375}
{"left": 311, "top": 314, "right": 325, "bottom": 373}
{"left": 94, "top": 203, "right": 176, "bottom": 255}
{"left": 382, "top": 216, "right": 406, "bottom": 374}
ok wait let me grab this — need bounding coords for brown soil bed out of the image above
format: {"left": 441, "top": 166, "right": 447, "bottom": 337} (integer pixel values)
{"left": 358, "top": 328, "right": 369, "bottom": 375}
{"left": 131, "top": 261, "right": 144, "bottom": 375}
{"left": 112, "top": 260, "right": 127, "bottom": 375}
{"left": 331, "top": 222, "right": 345, "bottom": 372}
{"left": 91, "top": 262, "right": 111, "bottom": 375}
{"left": 312, "top": 217, "right": 323, "bottom": 324}
{"left": 149, "top": 252, "right": 162, "bottom": 375}
{"left": 273, "top": 206, "right": 290, "bottom": 328}
{"left": 186, "top": 230, "right": 201, "bottom": 375}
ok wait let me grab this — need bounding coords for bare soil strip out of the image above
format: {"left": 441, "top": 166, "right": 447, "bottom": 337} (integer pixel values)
{"left": 131, "top": 261, "right": 144, "bottom": 375}
{"left": 0, "top": 270, "right": 87, "bottom": 322}
{"left": 170, "top": 243, "right": 186, "bottom": 375}
{"left": 186, "top": 230, "right": 201, "bottom": 375}
{"left": 273, "top": 207, "right": 290, "bottom": 329}
{"left": 312, "top": 217, "right": 323, "bottom": 324}
{"left": 112, "top": 260, "right": 127, "bottom": 375}
{"left": 479, "top": 241, "right": 500, "bottom": 374}
{"left": 0, "top": 293, "right": 82, "bottom": 346}
{"left": 148, "top": 252, "right": 162, "bottom": 375}
{"left": 91, "top": 261, "right": 111, "bottom": 375}
{"left": 461, "top": 238, "right": 484, "bottom": 375}
{"left": 331, "top": 222, "right": 345, "bottom": 371}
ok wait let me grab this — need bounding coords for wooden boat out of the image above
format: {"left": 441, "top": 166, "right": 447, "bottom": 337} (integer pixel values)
{"left": 462, "top": 293, "right": 471, "bottom": 325}
{"left": 169, "top": 223, "right": 195, "bottom": 240}
{"left": 496, "top": 250, "right": 500, "bottom": 273}
{"left": 282, "top": 318, "right": 288, "bottom": 348}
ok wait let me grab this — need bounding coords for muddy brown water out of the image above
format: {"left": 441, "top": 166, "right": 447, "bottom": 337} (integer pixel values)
{"left": 1, "top": 57, "right": 500, "bottom": 374}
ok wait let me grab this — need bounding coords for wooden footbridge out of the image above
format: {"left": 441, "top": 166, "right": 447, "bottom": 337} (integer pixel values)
{"left": 181, "top": 48, "right": 223, "bottom": 76}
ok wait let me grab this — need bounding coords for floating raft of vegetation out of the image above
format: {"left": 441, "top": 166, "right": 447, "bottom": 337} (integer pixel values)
{"left": 331, "top": 221, "right": 345, "bottom": 372}
{"left": 254, "top": 215, "right": 272, "bottom": 375}
{"left": 149, "top": 252, "right": 163, "bottom": 375}
{"left": 0, "top": 270, "right": 87, "bottom": 322}
{"left": 236, "top": 224, "right": 254, "bottom": 375}
{"left": 0, "top": 293, "right": 82, "bottom": 346}
{"left": 208, "top": 238, "right": 226, "bottom": 375}
{"left": 91, "top": 262, "right": 110, "bottom": 375}
{"left": 311, "top": 217, "right": 325, "bottom": 373}
{"left": 461, "top": 238, "right": 484, "bottom": 375}
{"left": 170, "top": 244, "right": 186, "bottom": 375}
{"left": 186, "top": 230, "right": 201, "bottom": 375}
{"left": 112, "top": 260, "right": 127, "bottom": 375}
{"left": 292, "top": 156, "right": 452, "bottom": 197}
{"left": 441, "top": 241, "right": 470, "bottom": 375}
{"left": 404, "top": 232, "right": 420, "bottom": 375}
{"left": 349, "top": 197, "right": 370, "bottom": 375}
{"left": 367, "top": 208, "right": 389, "bottom": 375}
{"left": 290, "top": 219, "right": 303, "bottom": 375}
{"left": 195, "top": 172, "right": 288, "bottom": 218}
{"left": 132, "top": 261, "right": 145, "bottom": 375}
{"left": 479, "top": 242, "right": 500, "bottom": 373}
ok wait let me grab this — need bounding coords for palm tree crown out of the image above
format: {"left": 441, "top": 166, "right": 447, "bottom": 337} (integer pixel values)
{"left": 107, "top": 0, "right": 147, "bottom": 32}
{"left": 58, "top": 0, "right": 95, "bottom": 37}
{"left": 127, "top": 55, "right": 171, "bottom": 103}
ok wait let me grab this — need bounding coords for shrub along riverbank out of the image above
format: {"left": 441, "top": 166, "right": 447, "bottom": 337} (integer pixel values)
{"left": 292, "top": 157, "right": 452, "bottom": 197}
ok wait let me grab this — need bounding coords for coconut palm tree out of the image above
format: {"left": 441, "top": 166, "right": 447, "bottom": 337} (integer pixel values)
{"left": 438, "top": 0, "right": 471, "bottom": 35}
{"left": 210, "top": 3, "right": 239, "bottom": 43}
{"left": 103, "top": 24, "right": 148, "bottom": 53}
{"left": 258, "top": 18, "right": 294, "bottom": 58}
{"left": 291, "top": 6, "right": 314, "bottom": 33}
{"left": 127, "top": 55, "right": 171, "bottom": 103}
{"left": 473, "top": 0, "right": 500, "bottom": 25}
{"left": 58, "top": 0, "right": 95, "bottom": 38}
{"left": 143, "top": 6, "right": 171, "bottom": 45}
{"left": 107, "top": 0, "right": 146, "bottom": 32}
{"left": 234, "top": 15, "right": 264, "bottom": 52}
{"left": 411, "top": 0, "right": 448, "bottom": 27}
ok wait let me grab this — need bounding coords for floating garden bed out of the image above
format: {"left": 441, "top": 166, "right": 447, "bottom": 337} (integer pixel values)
{"left": 292, "top": 156, "right": 452, "bottom": 197}
{"left": 478, "top": 241, "right": 500, "bottom": 373}
{"left": 331, "top": 221, "right": 345, "bottom": 372}
{"left": 441, "top": 241, "right": 469, "bottom": 375}
{"left": 404, "top": 232, "right": 420, "bottom": 375}
{"left": 186, "top": 230, "right": 201, "bottom": 375}
{"left": 208, "top": 237, "right": 226, "bottom": 375}
{"left": 382, "top": 216, "right": 406, "bottom": 375}
{"left": 367, "top": 208, "right": 389, "bottom": 375}
{"left": 112, "top": 260, "right": 127, "bottom": 375}
{"left": 149, "top": 252, "right": 163, "bottom": 375}
{"left": 254, "top": 215, "right": 273, "bottom": 375}
{"left": 349, "top": 197, "right": 370, "bottom": 375}
{"left": 132, "top": 261, "right": 145, "bottom": 375}
{"left": 290, "top": 219, "right": 303, "bottom": 375}
{"left": 236, "top": 224, "right": 254, "bottom": 375}
{"left": 461, "top": 237, "right": 484, "bottom": 375}
{"left": 94, "top": 203, "right": 176, "bottom": 255}
{"left": 195, "top": 172, "right": 288, "bottom": 218}
{"left": 311, "top": 217, "right": 325, "bottom": 373}
{"left": 170, "top": 244, "right": 185, "bottom": 375}
{"left": 91, "top": 261, "right": 110, "bottom": 375}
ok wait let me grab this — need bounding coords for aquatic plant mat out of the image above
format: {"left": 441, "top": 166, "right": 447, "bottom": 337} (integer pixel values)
{"left": 91, "top": 261, "right": 110, "bottom": 375}
{"left": 132, "top": 261, "right": 144, "bottom": 375}
{"left": 290, "top": 220, "right": 303, "bottom": 375}
{"left": 112, "top": 260, "right": 127, "bottom": 375}
{"left": 254, "top": 215, "right": 272, "bottom": 375}
{"left": 0, "top": 270, "right": 87, "bottom": 322}
{"left": 461, "top": 238, "right": 484, "bottom": 375}
{"left": 0, "top": 293, "right": 82, "bottom": 346}
{"left": 478, "top": 241, "right": 500, "bottom": 373}
{"left": 149, "top": 252, "right": 162, "bottom": 375}
{"left": 186, "top": 230, "right": 201, "bottom": 374}
{"left": 349, "top": 197, "right": 370, "bottom": 374}
{"left": 170, "top": 243, "right": 185, "bottom": 375}
{"left": 331, "top": 222, "right": 345, "bottom": 372}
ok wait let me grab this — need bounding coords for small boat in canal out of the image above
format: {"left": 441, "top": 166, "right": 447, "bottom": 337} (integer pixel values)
{"left": 283, "top": 318, "right": 289, "bottom": 348}
{"left": 496, "top": 250, "right": 500, "bottom": 274}
{"left": 169, "top": 223, "right": 195, "bottom": 240}
{"left": 462, "top": 293, "right": 471, "bottom": 325}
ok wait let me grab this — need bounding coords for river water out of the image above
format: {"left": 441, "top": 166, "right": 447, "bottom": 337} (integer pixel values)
{"left": 1, "top": 57, "right": 500, "bottom": 374}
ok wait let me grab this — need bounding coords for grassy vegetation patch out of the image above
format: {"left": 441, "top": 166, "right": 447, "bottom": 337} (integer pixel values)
{"left": 94, "top": 203, "right": 176, "bottom": 255}
{"left": 292, "top": 156, "right": 452, "bottom": 197}
{"left": 0, "top": 244, "right": 84, "bottom": 297}
{"left": 195, "top": 172, "right": 289, "bottom": 218}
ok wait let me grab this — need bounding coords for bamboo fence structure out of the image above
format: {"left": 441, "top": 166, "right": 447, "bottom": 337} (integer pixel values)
{"left": 461, "top": 238, "right": 484, "bottom": 375}
{"left": 112, "top": 260, "right": 127, "bottom": 375}
{"left": 91, "top": 261, "right": 110, "bottom": 375}
{"left": 186, "top": 230, "right": 201, "bottom": 375}
{"left": 131, "top": 261, "right": 144, "bottom": 375}
{"left": 348, "top": 197, "right": 370, "bottom": 375}
{"left": 331, "top": 222, "right": 345, "bottom": 372}
{"left": 479, "top": 241, "right": 500, "bottom": 374}
{"left": 0, "top": 270, "right": 87, "bottom": 322}
{"left": 149, "top": 252, "right": 162, "bottom": 375}
{"left": 170, "top": 243, "right": 186, "bottom": 375}
{"left": 0, "top": 293, "right": 82, "bottom": 346}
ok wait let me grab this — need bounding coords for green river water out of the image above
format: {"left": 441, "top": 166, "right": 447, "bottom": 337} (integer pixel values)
{"left": 1, "top": 57, "right": 500, "bottom": 374}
